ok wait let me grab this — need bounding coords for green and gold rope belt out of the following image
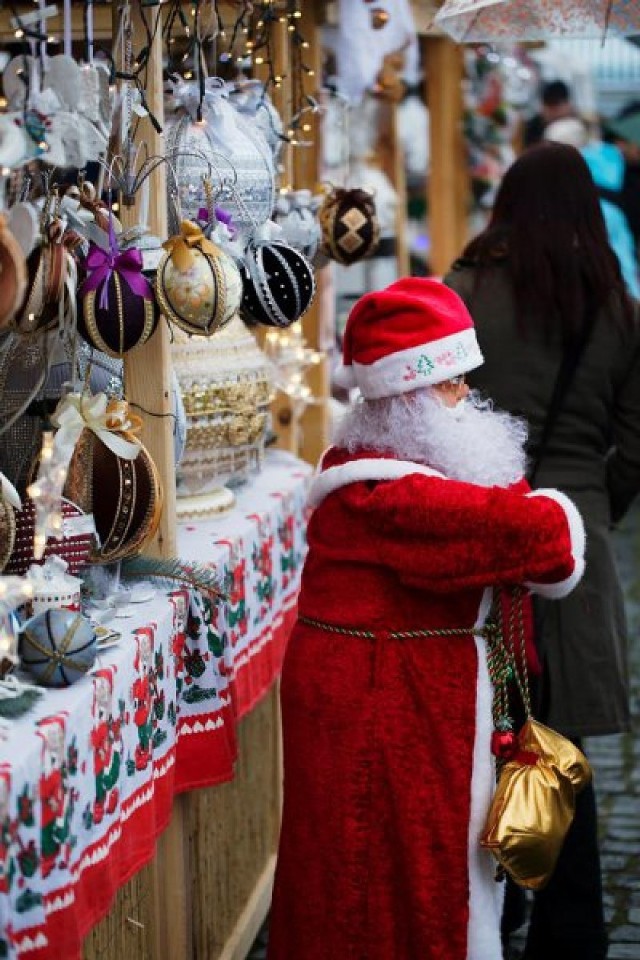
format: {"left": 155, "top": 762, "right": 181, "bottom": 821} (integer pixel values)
{"left": 298, "top": 614, "right": 499, "bottom": 643}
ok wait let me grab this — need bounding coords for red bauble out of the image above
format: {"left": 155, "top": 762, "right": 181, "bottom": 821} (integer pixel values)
{"left": 490, "top": 728, "right": 518, "bottom": 760}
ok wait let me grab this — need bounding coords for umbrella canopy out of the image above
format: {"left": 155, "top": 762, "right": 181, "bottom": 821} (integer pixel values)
{"left": 434, "top": 0, "right": 640, "bottom": 43}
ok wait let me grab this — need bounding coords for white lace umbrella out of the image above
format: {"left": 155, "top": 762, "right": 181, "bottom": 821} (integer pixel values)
{"left": 434, "top": 0, "right": 640, "bottom": 43}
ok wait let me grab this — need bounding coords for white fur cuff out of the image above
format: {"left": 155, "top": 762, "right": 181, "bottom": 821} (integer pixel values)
{"left": 524, "top": 488, "right": 586, "bottom": 599}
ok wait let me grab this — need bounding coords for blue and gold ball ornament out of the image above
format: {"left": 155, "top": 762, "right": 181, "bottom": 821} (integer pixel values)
{"left": 20, "top": 609, "right": 97, "bottom": 687}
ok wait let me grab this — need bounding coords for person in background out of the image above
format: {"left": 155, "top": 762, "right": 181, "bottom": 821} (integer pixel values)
{"left": 523, "top": 79, "right": 574, "bottom": 148}
{"left": 267, "top": 277, "right": 586, "bottom": 960}
{"left": 544, "top": 118, "right": 640, "bottom": 299}
{"left": 445, "top": 141, "right": 640, "bottom": 960}
{"left": 606, "top": 102, "right": 640, "bottom": 256}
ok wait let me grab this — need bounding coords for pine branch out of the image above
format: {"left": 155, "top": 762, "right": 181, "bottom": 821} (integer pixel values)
{"left": 120, "top": 556, "right": 226, "bottom": 602}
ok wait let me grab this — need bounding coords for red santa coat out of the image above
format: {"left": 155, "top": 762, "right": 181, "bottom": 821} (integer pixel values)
{"left": 268, "top": 448, "right": 585, "bottom": 960}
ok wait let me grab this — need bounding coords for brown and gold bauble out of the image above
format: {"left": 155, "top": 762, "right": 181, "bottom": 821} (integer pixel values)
{"left": 77, "top": 241, "right": 158, "bottom": 358}
{"left": 155, "top": 221, "right": 243, "bottom": 337}
{"left": 318, "top": 187, "right": 380, "bottom": 266}
{"left": 62, "top": 401, "right": 163, "bottom": 564}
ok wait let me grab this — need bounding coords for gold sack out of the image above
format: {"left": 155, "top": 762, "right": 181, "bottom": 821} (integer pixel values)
{"left": 479, "top": 719, "right": 592, "bottom": 891}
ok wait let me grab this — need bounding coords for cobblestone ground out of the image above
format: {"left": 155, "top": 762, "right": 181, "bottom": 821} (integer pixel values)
{"left": 248, "top": 510, "right": 640, "bottom": 960}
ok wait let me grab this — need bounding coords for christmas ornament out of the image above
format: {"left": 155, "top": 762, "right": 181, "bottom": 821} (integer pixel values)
{"left": 24, "top": 556, "right": 82, "bottom": 618}
{"left": 0, "top": 114, "right": 29, "bottom": 170}
{"left": 166, "top": 78, "right": 276, "bottom": 239}
{"left": 0, "top": 475, "right": 20, "bottom": 573}
{"left": 230, "top": 80, "right": 284, "bottom": 165}
{"left": 241, "top": 230, "right": 316, "bottom": 328}
{"left": 4, "top": 497, "right": 94, "bottom": 577}
{"left": 490, "top": 727, "right": 518, "bottom": 760}
{"left": 0, "top": 332, "right": 123, "bottom": 498}
{"left": 172, "top": 313, "right": 273, "bottom": 514}
{"left": 20, "top": 609, "right": 97, "bottom": 687}
{"left": 273, "top": 190, "right": 322, "bottom": 261}
{"left": 12, "top": 221, "right": 76, "bottom": 335}
{"left": 51, "top": 393, "right": 163, "bottom": 563}
{"left": 318, "top": 187, "right": 380, "bottom": 266}
{"left": 0, "top": 216, "right": 27, "bottom": 330}
{"left": 0, "top": 575, "right": 34, "bottom": 671}
{"left": 155, "top": 221, "right": 243, "bottom": 337}
{"left": 77, "top": 222, "right": 158, "bottom": 358}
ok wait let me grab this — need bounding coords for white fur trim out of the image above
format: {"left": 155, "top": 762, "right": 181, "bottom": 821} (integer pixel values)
{"left": 307, "top": 458, "right": 445, "bottom": 508}
{"left": 467, "top": 587, "right": 505, "bottom": 960}
{"left": 350, "top": 327, "right": 484, "bottom": 399}
{"left": 524, "top": 489, "right": 586, "bottom": 599}
{"left": 333, "top": 362, "right": 357, "bottom": 390}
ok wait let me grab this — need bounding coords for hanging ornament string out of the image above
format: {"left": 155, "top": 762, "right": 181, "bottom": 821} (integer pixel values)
{"left": 109, "top": 0, "right": 162, "bottom": 138}
{"left": 63, "top": 0, "right": 72, "bottom": 57}
{"left": 84, "top": 0, "right": 94, "bottom": 64}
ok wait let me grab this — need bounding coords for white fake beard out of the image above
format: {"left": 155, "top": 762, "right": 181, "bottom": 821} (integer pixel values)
{"left": 333, "top": 388, "right": 528, "bottom": 488}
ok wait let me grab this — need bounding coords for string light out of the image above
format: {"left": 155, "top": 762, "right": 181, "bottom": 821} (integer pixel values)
{"left": 264, "top": 324, "right": 323, "bottom": 419}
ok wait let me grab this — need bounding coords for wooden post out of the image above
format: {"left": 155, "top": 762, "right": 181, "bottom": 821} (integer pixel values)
{"left": 112, "top": 5, "right": 190, "bottom": 960}
{"left": 377, "top": 97, "right": 410, "bottom": 279}
{"left": 423, "top": 36, "right": 468, "bottom": 276}
{"left": 293, "top": 0, "right": 331, "bottom": 466}
{"left": 117, "top": 3, "right": 177, "bottom": 560}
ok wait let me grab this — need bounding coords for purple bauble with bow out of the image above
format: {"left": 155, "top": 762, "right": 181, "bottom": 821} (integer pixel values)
{"left": 77, "top": 222, "right": 159, "bottom": 359}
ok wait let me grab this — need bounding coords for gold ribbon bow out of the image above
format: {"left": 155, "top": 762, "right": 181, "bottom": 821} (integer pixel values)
{"left": 162, "top": 220, "right": 221, "bottom": 272}
{"left": 52, "top": 392, "right": 143, "bottom": 463}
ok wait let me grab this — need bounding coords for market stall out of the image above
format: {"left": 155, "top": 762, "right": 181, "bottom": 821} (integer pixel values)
{"left": 0, "top": 2, "right": 471, "bottom": 958}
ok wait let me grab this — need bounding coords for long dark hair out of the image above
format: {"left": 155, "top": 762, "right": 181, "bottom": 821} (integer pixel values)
{"left": 461, "top": 142, "right": 634, "bottom": 340}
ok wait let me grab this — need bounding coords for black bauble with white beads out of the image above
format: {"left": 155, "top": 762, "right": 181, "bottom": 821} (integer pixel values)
{"left": 240, "top": 241, "right": 316, "bottom": 328}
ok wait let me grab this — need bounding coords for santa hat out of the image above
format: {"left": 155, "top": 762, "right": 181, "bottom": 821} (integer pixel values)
{"left": 334, "top": 277, "right": 483, "bottom": 400}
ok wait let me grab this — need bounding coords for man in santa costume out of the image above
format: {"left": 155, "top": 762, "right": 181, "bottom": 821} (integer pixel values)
{"left": 267, "top": 278, "right": 586, "bottom": 960}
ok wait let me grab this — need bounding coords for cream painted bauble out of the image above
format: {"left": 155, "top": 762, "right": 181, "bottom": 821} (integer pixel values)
{"left": 156, "top": 241, "right": 243, "bottom": 337}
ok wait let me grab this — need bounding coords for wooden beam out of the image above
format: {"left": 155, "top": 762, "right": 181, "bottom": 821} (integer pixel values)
{"left": 292, "top": 0, "right": 331, "bottom": 466}
{"left": 376, "top": 98, "right": 410, "bottom": 280}
{"left": 113, "top": 6, "right": 188, "bottom": 960}
{"left": 117, "top": 1, "right": 178, "bottom": 562}
{"left": 217, "top": 855, "right": 276, "bottom": 960}
{"left": 423, "top": 36, "right": 468, "bottom": 276}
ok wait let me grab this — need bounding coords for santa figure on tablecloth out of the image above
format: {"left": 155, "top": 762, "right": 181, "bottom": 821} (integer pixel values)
{"left": 37, "top": 716, "right": 70, "bottom": 878}
{"left": 0, "top": 768, "right": 15, "bottom": 894}
{"left": 90, "top": 669, "right": 122, "bottom": 824}
{"left": 132, "top": 628, "right": 155, "bottom": 772}
{"left": 268, "top": 278, "right": 586, "bottom": 960}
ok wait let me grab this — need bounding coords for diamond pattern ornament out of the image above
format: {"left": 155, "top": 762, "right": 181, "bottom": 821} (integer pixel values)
{"left": 319, "top": 187, "right": 380, "bottom": 266}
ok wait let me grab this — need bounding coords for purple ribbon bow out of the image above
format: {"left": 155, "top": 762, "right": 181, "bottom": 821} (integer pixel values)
{"left": 80, "top": 221, "right": 152, "bottom": 310}
{"left": 196, "top": 205, "right": 237, "bottom": 240}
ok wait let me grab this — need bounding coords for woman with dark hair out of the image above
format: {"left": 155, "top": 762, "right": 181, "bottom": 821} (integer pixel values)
{"left": 445, "top": 141, "right": 640, "bottom": 960}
